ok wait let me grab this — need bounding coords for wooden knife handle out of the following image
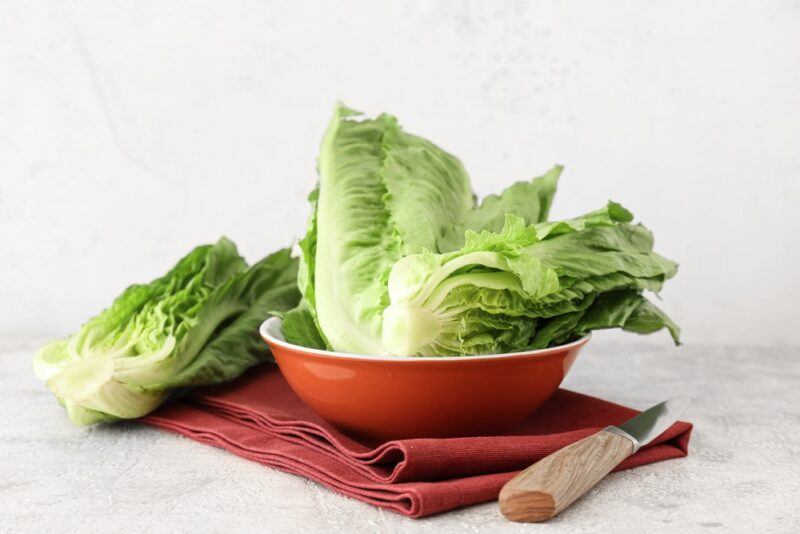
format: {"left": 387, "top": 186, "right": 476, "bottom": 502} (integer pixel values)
{"left": 498, "top": 429, "right": 635, "bottom": 522}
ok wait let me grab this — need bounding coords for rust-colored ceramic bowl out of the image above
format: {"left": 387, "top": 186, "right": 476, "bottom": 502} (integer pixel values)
{"left": 260, "top": 317, "right": 589, "bottom": 441}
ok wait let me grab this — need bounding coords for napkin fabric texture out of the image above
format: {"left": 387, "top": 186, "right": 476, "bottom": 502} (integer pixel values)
{"left": 144, "top": 365, "right": 692, "bottom": 518}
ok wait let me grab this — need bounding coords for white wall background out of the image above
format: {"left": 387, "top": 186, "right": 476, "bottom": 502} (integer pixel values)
{"left": 2, "top": 1, "right": 799, "bottom": 345}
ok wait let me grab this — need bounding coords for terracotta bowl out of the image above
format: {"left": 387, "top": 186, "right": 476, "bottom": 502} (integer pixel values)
{"left": 260, "top": 317, "right": 589, "bottom": 441}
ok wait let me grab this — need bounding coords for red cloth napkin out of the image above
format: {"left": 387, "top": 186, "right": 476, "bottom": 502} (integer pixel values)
{"left": 144, "top": 365, "right": 692, "bottom": 518}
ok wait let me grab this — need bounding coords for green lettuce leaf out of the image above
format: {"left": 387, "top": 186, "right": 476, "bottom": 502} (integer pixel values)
{"left": 279, "top": 305, "right": 328, "bottom": 350}
{"left": 293, "top": 186, "right": 328, "bottom": 349}
{"left": 438, "top": 165, "right": 562, "bottom": 251}
{"left": 161, "top": 248, "right": 300, "bottom": 387}
{"left": 529, "top": 290, "right": 680, "bottom": 349}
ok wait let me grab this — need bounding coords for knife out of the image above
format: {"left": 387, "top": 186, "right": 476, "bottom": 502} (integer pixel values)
{"left": 498, "top": 396, "right": 689, "bottom": 523}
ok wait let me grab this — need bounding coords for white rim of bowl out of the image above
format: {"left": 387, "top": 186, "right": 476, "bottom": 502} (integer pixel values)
{"left": 260, "top": 316, "right": 591, "bottom": 362}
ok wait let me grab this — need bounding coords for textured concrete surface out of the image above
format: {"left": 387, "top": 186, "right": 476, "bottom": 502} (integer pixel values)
{"left": 2, "top": 337, "right": 799, "bottom": 533}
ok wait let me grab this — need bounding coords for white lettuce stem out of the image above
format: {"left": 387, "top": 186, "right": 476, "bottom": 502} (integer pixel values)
{"left": 405, "top": 251, "right": 509, "bottom": 306}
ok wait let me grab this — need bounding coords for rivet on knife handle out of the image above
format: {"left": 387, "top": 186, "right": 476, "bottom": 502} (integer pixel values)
{"left": 498, "top": 429, "right": 635, "bottom": 522}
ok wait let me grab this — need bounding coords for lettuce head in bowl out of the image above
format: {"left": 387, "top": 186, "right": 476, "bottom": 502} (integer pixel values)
{"left": 283, "top": 104, "right": 679, "bottom": 357}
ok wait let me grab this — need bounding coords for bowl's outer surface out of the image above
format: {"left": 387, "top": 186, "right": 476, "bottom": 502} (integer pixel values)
{"left": 260, "top": 318, "right": 588, "bottom": 441}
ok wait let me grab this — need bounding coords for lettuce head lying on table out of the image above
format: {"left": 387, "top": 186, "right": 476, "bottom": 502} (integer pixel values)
{"left": 34, "top": 239, "right": 300, "bottom": 425}
{"left": 283, "top": 104, "right": 679, "bottom": 356}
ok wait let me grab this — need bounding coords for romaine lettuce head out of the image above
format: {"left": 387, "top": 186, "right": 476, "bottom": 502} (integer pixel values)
{"left": 33, "top": 241, "right": 299, "bottom": 425}
{"left": 382, "top": 204, "right": 679, "bottom": 356}
{"left": 301, "top": 104, "right": 476, "bottom": 354}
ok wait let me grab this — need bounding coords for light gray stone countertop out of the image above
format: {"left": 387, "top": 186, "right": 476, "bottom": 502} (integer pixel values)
{"left": 2, "top": 337, "right": 798, "bottom": 533}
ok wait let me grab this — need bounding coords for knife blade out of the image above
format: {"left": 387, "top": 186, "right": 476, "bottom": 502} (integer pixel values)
{"left": 499, "top": 397, "right": 690, "bottom": 523}
{"left": 610, "top": 396, "right": 690, "bottom": 453}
